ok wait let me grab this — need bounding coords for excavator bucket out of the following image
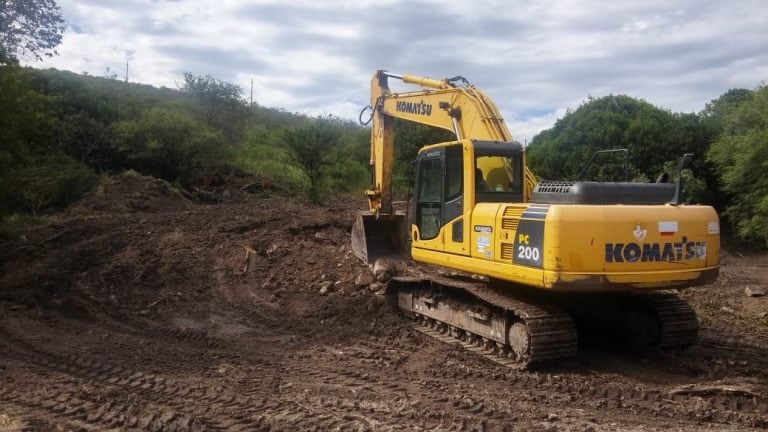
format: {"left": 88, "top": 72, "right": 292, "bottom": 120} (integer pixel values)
{"left": 351, "top": 211, "right": 407, "bottom": 264}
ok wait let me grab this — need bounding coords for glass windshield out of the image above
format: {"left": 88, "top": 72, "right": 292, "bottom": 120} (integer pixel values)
{"left": 475, "top": 155, "right": 522, "bottom": 194}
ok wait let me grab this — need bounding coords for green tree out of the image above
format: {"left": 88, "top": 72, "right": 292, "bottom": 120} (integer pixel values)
{"left": 325, "top": 126, "right": 369, "bottom": 194}
{"left": 0, "top": 66, "right": 51, "bottom": 173}
{"left": 0, "top": 0, "right": 65, "bottom": 64}
{"left": 180, "top": 72, "right": 249, "bottom": 143}
{"left": 527, "top": 95, "right": 714, "bottom": 198}
{"left": 693, "top": 88, "right": 754, "bottom": 207}
{"left": 707, "top": 85, "right": 768, "bottom": 246}
{"left": 700, "top": 88, "right": 754, "bottom": 134}
{"left": 112, "top": 107, "right": 226, "bottom": 184}
{"left": 283, "top": 116, "right": 344, "bottom": 203}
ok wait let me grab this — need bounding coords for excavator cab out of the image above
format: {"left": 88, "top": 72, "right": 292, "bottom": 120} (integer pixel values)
{"left": 410, "top": 140, "right": 525, "bottom": 256}
{"left": 352, "top": 137, "right": 527, "bottom": 264}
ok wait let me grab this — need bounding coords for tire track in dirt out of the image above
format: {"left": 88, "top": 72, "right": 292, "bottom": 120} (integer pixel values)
{"left": 339, "top": 328, "right": 768, "bottom": 429}
{"left": 0, "top": 324, "right": 319, "bottom": 431}
{"left": 279, "top": 339, "right": 522, "bottom": 431}
{"left": 72, "top": 296, "right": 226, "bottom": 348}
{"left": 268, "top": 364, "right": 418, "bottom": 430}
{"left": 4, "top": 306, "right": 764, "bottom": 431}
{"left": 3, "top": 300, "right": 291, "bottom": 375}
{"left": 0, "top": 384, "right": 207, "bottom": 432}
{"left": 1, "top": 342, "right": 229, "bottom": 430}
{"left": 1, "top": 322, "right": 437, "bottom": 431}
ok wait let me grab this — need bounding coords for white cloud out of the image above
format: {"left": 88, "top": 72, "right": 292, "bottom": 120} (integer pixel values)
{"left": 25, "top": 0, "right": 768, "bottom": 142}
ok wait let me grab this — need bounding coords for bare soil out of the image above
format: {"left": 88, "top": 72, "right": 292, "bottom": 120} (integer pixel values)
{"left": 1, "top": 171, "right": 767, "bottom": 431}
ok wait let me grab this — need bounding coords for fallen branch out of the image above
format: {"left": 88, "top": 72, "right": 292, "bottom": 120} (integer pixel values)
{"left": 239, "top": 244, "right": 257, "bottom": 274}
{"left": 669, "top": 384, "right": 759, "bottom": 398}
{"left": 146, "top": 296, "right": 169, "bottom": 308}
{"left": 13, "top": 230, "right": 70, "bottom": 252}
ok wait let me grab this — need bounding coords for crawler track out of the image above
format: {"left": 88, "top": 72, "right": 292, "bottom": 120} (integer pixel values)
{"left": 412, "top": 321, "right": 521, "bottom": 368}
{"left": 392, "top": 274, "right": 578, "bottom": 368}
{"left": 630, "top": 290, "right": 699, "bottom": 350}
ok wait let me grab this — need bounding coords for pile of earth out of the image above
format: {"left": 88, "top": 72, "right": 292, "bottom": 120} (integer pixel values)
{"left": 1, "top": 169, "right": 395, "bottom": 338}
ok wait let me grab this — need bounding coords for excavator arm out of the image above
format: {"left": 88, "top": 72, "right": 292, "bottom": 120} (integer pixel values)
{"left": 365, "top": 70, "right": 535, "bottom": 218}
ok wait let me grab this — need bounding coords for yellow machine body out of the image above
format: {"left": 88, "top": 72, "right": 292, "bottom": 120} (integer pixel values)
{"left": 423, "top": 202, "right": 720, "bottom": 292}
{"left": 355, "top": 71, "right": 720, "bottom": 294}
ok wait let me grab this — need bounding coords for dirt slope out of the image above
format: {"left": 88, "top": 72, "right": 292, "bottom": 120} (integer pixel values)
{"left": 1, "top": 171, "right": 767, "bottom": 431}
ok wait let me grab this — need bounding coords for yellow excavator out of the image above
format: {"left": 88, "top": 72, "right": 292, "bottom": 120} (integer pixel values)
{"left": 352, "top": 70, "right": 720, "bottom": 367}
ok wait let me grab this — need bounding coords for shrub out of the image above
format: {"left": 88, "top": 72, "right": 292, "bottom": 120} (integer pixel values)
{"left": 0, "top": 153, "right": 97, "bottom": 216}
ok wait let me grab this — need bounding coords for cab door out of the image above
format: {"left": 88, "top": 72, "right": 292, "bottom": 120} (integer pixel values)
{"left": 412, "top": 144, "right": 465, "bottom": 254}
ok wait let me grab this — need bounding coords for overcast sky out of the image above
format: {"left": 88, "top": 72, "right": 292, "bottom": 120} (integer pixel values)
{"left": 25, "top": 0, "right": 768, "bottom": 143}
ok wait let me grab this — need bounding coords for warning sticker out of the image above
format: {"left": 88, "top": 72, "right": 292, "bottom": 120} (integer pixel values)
{"left": 476, "top": 235, "right": 491, "bottom": 256}
{"left": 708, "top": 221, "right": 720, "bottom": 234}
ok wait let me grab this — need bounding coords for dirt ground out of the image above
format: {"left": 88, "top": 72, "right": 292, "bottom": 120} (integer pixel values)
{"left": 1, "top": 170, "right": 767, "bottom": 432}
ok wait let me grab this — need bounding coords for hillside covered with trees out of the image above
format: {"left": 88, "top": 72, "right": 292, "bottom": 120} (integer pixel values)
{"left": 1, "top": 63, "right": 766, "bottom": 246}
{"left": 0, "top": 66, "right": 373, "bottom": 211}
{"left": 526, "top": 87, "right": 768, "bottom": 246}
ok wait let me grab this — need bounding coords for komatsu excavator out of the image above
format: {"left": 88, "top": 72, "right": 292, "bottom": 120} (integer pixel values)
{"left": 352, "top": 70, "right": 720, "bottom": 367}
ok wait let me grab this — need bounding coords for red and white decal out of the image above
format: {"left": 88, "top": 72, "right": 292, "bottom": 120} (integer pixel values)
{"left": 658, "top": 221, "right": 678, "bottom": 236}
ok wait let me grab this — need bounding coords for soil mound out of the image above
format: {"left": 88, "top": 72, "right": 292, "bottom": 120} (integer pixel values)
{"left": 69, "top": 170, "right": 191, "bottom": 214}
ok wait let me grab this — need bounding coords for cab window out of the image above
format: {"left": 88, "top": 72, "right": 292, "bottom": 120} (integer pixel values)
{"left": 445, "top": 147, "right": 462, "bottom": 201}
{"left": 475, "top": 155, "right": 523, "bottom": 202}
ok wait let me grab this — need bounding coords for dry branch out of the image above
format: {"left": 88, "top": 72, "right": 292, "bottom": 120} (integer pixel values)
{"left": 13, "top": 229, "right": 70, "bottom": 252}
{"left": 669, "top": 384, "right": 759, "bottom": 398}
{"left": 146, "top": 296, "right": 169, "bottom": 308}
{"left": 239, "top": 244, "right": 257, "bottom": 274}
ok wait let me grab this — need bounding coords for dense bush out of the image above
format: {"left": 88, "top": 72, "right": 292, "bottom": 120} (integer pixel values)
{"left": 0, "top": 66, "right": 373, "bottom": 214}
{"left": 112, "top": 107, "right": 227, "bottom": 184}
{"left": 707, "top": 85, "right": 768, "bottom": 246}
{"left": 528, "top": 96, "right": 709, "bottom": 180}
{"left": 0, "top": 152, "right": 97, "bottom": 215}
